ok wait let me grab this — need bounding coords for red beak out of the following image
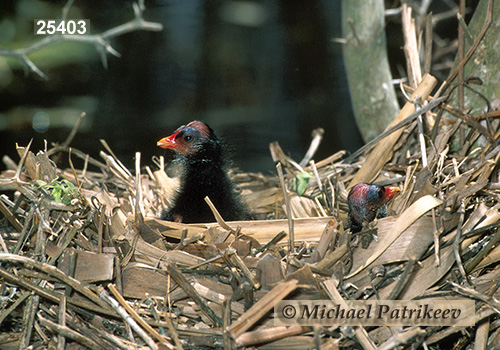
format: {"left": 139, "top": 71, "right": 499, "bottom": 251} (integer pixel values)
{"left": 384, "top": 186, "right": 401, "bottom": 201}
{"left": 157, "top": 130, "right": 181, "bottom": 149}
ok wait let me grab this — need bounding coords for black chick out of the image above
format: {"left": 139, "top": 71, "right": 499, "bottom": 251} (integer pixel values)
{"left": 157, "top": 121, "right": 250, "bottom": 223}
{"left": 347, "top": 183, "right": 400, "bottom": 232}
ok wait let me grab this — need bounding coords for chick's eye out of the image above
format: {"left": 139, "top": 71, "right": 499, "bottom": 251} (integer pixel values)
{"left": 184, "top": 135, "right": 193, "bottom": 142}
{"left": 377, "top": 188, "right": 384, "bottom": 198}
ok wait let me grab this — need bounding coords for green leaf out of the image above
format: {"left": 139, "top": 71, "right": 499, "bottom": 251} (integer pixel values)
{"left": 36, "top": 180, "right": 48, "bottom": 187}
{"left": 292, "top": 171, "right": 313, "bottom": 196}
{"left": 61, "top": 179, "right": 78, "bottom": 195}
{"left": 35, "top": 177, "right": 78, "bottom": 204}
{"left": 51, "top": 187, "right": 63, "bottom": 202}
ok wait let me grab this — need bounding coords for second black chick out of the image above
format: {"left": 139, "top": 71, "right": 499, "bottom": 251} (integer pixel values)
{"left": 347, "top": 183, "right": 400, "bottom": 233}
{"left": 157, "top": 121, "right": 250, "bottom": 223}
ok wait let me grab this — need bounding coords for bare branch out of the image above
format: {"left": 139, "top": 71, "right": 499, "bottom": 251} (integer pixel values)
{"left": 0, "top": 0, "right": 163, "bottom": 79}
{"left": 62, "top": 0, "right": 75, "bottom": 22}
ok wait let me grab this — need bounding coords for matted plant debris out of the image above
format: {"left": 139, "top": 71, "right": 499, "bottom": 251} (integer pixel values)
{"left": 1, "top": 77, "right": 500, "bottom": 349}
{"left": 2, "top": 4, "right": 500, "bottom": 350}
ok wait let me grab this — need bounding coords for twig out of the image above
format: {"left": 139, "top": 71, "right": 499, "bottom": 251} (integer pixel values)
{"left": 63, "top": 112, "right": 86, "bottom": 149}
{"left": 387, "top": 259, "right": 417, "bottom": 300}
{"left": 12, "top": 208, "right": 35, "bottom": 254}
{"left": 14, "top": 139, "right": 33, "bottom": 184}
{"left": 457, "top": 0, "right": 466, "bottom": 107}
{"left": 276, "top": 163, "right": 294, "bottom": 253}
{"left": 46, "top": 146, "right": 107, "bottom": 170}
{"left": 227, "top": 279, "right": 298, "bottom": 338}
{"left": 236, "top": 326, "right": 313, "bottom": 348}
{"left": 114, "top": 256, "right": 122, "bottom": 294}
{"left": 322, "top": 279, "right": 377, "bottom": 350}
{"left": 67, "top": 149, "right": 86, "bottom": 207}
{"left": 0, "top": 199, "right": 23, "bottom": 233}
{"left": 465, "top": 226, "right": 500, "bottom": 273}
{"left": 377, "top": 327, "right": 427, "bottom": 350}
{"left": 299, "top": 128, "right": 324, "bottom": 167}
{"left": 165, "top": 262, "right": 223, "bottom": 327}
{"left": 47, "top": 222, "right": 81, "bottom": 265}
{"left": 457, "top": 0, "right": 466, "bottom": 146}
{"left": 451, "top": 281, "right": 500, "bottom": 314}
{"left": 135, "top": 152, "right": 144, "bottom": 224}
{"left": 255, "top": 231, "right": 287, "bottom": 254}
{"left": 474, "top": 317, "right": 490, "bottom": 350}
{"left": 161, "top": 308, "right": 184, "bottom": 350}
{"left": 204, "top": 196, "right": 235, "bottom": 232}
{"left": 453, "top": 201, "right": 470, "bottom": 285}
{"left": 107, "top": 283, "right": 175, "bottom": 349}
{"left": 310, "top": 160, "right": 332, "bottom": 212}
{"left": 0, "top": 253, "right": 110, "bottom": 312}
{"left": 423, "top": 13, "right": 433, "bottom": 75}
{"left": 58, "top": 296, "right": 67, "bottom": 350}
{"left": 0, "top": 291, "right": 31, "bottom": 326}
{"left": 100, "top": 139, "right": 133, "bottom": 178}
{"left": 0, "top": 0, "right": 163, "bottom": 79}
{"left": 99, "top": 287, "right": 159, "bottom": 350}
{"left": 223, "top": 298, "right": 233, "bottom": 350}
{"left": 189, "top": 249, "right": 233, "bottom": 270}
{"left": 404, "top": 85, "right": 495, "bottom": 143}
{"left": 417, "top": 103, "right": 428, "bottom": 167}
{"left": 309, "top": 160, "right": 325, "bottom": 194}
{"left": 401, "top": 4, "right": 422, "bottom": 88}
{"left": 431, "top": 208, "right": 440, "bottom": 266}
{"left": 97, "top": 206, "right": 106, "bottom": 254}
{"left": 60, "top": 310, "right": 120, "bottom": 349}
{"left": 0, "top": 267, "right": 116, "bottom": 317}
{"left": 401, "top": 5, "right": 428, "bottom": 167}
{"left": 61, "top": 0, "right": 75, "bottom": 22}
{"left": 50, "top": 112, "right": 88, "bottom": 172}
{"left": 65, "top": 250, "right": 77, "bottom": 297}
{"left": 230, "top": 251, "right": 260, "bottom": 290}
{"left": 19, "top": 294, "right": 40, "bottom": 349}
{"left": 343, "top": 96, "right": 445, "bottom": 163}
{"left": 0, "top": 220, "right": 10, "bottom": 254}
{"left": 436, "top": 0, "right": 493, "bottom": 95}
{"left": 38, "top": 313, "right": 104, "bottom": 350}
{"left": 425, "top": 307, "right": 495, "bottom": 345}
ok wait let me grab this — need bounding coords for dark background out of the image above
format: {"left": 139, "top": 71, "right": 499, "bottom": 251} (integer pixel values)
{"left": 0, "top": 0, "right": 469, "bottom": 174}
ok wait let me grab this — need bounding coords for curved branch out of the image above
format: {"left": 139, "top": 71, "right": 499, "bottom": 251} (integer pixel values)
{"left": 0, "top": 0, "right": 163, "bottom": 79}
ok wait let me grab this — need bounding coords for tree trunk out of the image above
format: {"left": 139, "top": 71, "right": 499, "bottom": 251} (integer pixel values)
{"left": 341, "top": 0, "right": 399, "bottom": 142}
{"left": 449, "top": 0, "right": 500, "bottom": 114}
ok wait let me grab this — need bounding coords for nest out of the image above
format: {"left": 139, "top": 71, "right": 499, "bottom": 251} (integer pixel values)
{"left": 1, "top": 72, "right": 500, "bottom": 350}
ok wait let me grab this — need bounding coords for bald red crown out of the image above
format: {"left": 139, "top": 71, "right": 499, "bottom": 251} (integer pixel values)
{"left": 157, "top": 121, "right": 212, "bottom": 156}
{"left": 348, "top": 183, "right": 400, "bottom": 232}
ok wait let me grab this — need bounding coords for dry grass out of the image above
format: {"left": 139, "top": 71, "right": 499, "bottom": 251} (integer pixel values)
{"left": 1, "top": 81, "right": 500, "bottom": 349}
{"left": 1, "top": 3, "right": 500, "bottom": 349}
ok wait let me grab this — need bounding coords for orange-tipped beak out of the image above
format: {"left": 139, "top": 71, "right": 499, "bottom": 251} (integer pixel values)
{"left": 385, "top": 186, "right": 401, "bottom": 201}
{"left": 157, "top": 130, "right": 180, "bottom": 149}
